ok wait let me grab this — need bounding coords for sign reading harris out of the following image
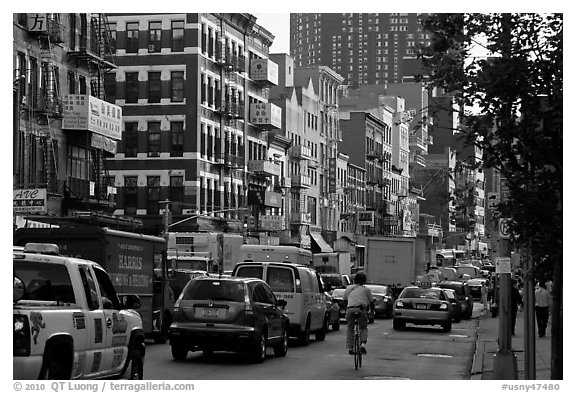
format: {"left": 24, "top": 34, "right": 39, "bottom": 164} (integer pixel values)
{"left": 62, "top": 95, "right": 122, "bottom": 141}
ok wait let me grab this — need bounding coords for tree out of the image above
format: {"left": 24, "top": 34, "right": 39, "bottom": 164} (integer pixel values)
{"left": 419, "top": 13, "right": 562, "bottom": 379}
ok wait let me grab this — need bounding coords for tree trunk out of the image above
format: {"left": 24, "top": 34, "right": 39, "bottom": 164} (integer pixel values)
{"left": 550, "top": 256, "right": 562, "bottom": 379}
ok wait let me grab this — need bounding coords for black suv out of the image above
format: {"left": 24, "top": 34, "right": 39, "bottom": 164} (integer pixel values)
{"left": 169, "top": 276, "right": 289, "bottom": 363}
{"left": 436, "top": 281, "right": 474, "bottom": 319}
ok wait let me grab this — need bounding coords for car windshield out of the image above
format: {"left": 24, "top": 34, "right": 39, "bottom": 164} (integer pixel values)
{"left": 321, "top": 275, "right": 344, "bottom": 288}
{"left": 401, "top": 288, "right": 442, "bottom": 300}
{"left": 332, "top": 288, "right": 346, "bottom": 298}
{"left": 182, "top": 280, "right": 245, "bottom": 302}
{"left": 366, "top": 285, "right": 388, "bottom": 294}
{"left": 443, "top": 290, "right": 456, "bottom": 300}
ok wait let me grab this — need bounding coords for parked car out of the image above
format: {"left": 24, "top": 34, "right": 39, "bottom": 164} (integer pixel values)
{"left": 324, "top": 292, "right": 341, "bottom": 331}
{"left": 366, "top": 284, "right": 394, "bottom": 318}
{"left": 467, "top": 278, "right": 488, "bottom": 300}
{"left": 169, "top": 276, "right": 289, "bottom": 363}
{"left": 392, "top": 286, "right": 453, "bottom": 332}
{"left": 441, "top": 288, "right": 462, "bottom": 322}
{"left": 436, "top": 281, "right": 474, "bottom": 319}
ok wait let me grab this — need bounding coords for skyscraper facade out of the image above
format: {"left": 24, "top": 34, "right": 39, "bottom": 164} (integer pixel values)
{"left": 289, "top": 13, "right": 431, "bottom": 87}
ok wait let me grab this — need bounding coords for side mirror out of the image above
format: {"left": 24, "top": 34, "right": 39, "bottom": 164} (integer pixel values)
{"left": 14, "top": 276, "right": 25, "bottom": 303}
{"left": 122, "top": 294, "right": 141, "bottom": 310}
{"left": 277, "top": 299, "right": 287, "bottom": 309}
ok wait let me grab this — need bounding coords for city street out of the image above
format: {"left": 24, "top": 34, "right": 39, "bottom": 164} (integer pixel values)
{"left": 143, "top": 303, "right": 483, "bottom": 380}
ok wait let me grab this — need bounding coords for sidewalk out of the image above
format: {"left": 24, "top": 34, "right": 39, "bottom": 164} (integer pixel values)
{"left": 471, "top": 308, "right": 551, "bottom": 380}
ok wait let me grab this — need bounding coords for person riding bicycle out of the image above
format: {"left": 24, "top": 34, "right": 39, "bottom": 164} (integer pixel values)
{"left": 343, "top": 271, "right": 375, "bottom": 355}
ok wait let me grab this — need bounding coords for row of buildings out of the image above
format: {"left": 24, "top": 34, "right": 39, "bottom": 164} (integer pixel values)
{"left": 13, "top": 13, "right": 496, "bottom": 269}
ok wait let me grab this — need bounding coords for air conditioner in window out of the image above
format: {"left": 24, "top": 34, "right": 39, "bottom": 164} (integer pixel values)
{"left": 148, "top": 44, "right": 156, "bottom": 52}
{"left": 182, "top": 209, "right": 198, "bottom": 215}
{"left": 148, "top": 152, "right": 160, "bottom": 157}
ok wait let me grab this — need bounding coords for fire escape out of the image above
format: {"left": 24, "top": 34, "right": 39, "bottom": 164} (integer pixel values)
{"left": 213, "top": 24, "right": 247, "bottom": 218}
{"left": 67, "top": 13, "right": 117, "bottom": 209}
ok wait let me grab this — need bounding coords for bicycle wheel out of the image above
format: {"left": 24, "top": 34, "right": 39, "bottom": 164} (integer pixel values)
{"left": 354, "top": 324, "right": 360, "bottom": 370}
{"left": 357, "top": 326, "right": 362, "bottom": 368}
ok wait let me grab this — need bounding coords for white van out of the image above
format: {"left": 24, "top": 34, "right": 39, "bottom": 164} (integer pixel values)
{"left": 232, "top": 261, "right": 327, "bottom": 346}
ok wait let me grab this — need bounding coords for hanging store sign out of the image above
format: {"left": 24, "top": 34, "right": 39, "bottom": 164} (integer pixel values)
{"left": 250, "top": 59, "right": 279, "bottom": 85}
{"left": 328, "top": 158, "right": 337, "bottom": 193}
{"left": 358, "top": 211, "right": 374, "bottom": 227}
{"left": 62, "top": 95, "right": 123, "bottom": 140}
{"left": 250, "top": 103, "right": 282, "bottom": 129}
{"left": 264, "top": 191, "right": 282, "bottom": 208}
{"left": 91, "top": 133, "right": 118, "bottom": 154}
{"left": 13, "top": 189, "right": 47, "bottom": 213}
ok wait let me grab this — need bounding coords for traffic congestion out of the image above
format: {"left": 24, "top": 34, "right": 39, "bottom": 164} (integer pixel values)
{"left": 13, "top": 231, "right": 492, "bottom": 380}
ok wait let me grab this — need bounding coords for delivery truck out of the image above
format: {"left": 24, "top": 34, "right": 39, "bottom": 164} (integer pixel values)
{"left": 14, "top": 226, "right": 174, "bottom": 343}
{"left": 364, "top": 237, "right": 417, "bottom": 292}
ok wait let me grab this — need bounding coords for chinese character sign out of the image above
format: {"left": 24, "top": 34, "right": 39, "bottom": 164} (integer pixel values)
{"left": 62, "top": 95, "right": 123, "bottom": 140}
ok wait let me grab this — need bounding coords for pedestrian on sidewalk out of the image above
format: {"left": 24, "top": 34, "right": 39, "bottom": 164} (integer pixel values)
{"left": 535, "top": 280, "right": 552, "bottom": 337}
{"left": 511, "top": 280, "right": 523, "bottom": 335}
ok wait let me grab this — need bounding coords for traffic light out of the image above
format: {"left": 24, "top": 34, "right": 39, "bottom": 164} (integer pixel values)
{"left": 243, "top": 214, "right": 249, "bottom": 229}
{"left": 249, "top": 215, "right": 256, "bottom": 228}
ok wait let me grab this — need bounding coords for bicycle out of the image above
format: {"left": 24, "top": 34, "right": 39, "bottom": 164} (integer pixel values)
{"left": 352, "top": 310, "right": 362, "bottom": 370}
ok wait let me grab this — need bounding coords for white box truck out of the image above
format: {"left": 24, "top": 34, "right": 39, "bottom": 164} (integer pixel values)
{"left": 364, "top": 237, "right": 417, "bottom": 290}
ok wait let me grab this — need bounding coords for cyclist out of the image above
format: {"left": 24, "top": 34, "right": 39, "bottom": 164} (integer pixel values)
{"left": 343, "top": 271, "right": 375, "bottom": 355}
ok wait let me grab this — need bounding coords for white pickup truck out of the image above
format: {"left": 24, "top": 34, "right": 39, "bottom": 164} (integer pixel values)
{"left": 13, "top": 243, "right": 146, "bottom": 380}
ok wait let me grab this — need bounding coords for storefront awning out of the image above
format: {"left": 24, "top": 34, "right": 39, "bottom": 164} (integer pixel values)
{"left": 310, "top": 232, "right": 333, "bottom": 253}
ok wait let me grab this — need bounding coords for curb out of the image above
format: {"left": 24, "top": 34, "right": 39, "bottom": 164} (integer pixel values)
{"left": 470, "top": 317, "right": 483, "bottom": 380}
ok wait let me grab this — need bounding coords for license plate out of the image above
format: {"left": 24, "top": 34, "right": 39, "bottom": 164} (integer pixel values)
{"left": 198, "top": 308, "right": 223, "bottom": 318}
{"left": 415, "top": 303, "right": 427, "bottom": 310}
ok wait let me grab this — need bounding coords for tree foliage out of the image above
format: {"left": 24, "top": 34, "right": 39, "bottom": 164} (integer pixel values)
{"left": 419, "top": 13, "right": 562, "bottom": 281}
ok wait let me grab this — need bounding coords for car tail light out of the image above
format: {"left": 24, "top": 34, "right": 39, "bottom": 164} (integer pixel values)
{"left": 14, "top": 315, "right": 30, "bottom": 356}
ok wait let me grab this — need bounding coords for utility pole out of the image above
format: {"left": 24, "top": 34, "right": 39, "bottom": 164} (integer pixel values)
{"left": 493, "top": 219, "right": 518, "bottom": 379}
{"left": 524, "top": 240, "right": 536, "bottom": 379}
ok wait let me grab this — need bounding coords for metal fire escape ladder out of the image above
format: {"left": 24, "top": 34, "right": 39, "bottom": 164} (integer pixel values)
{"left": 40, "top": 34, "right": 63, "bottom": 194}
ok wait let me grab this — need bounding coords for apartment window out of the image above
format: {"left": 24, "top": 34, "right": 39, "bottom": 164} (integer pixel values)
{"left": 170, "top": 122, "right": 184, "bottom": 157}
{"left": 171, "top": 20, "right": 184, "bottom": 52}
{"left": 106, "top": 22, "right": 117, "bottom": 54}
{"left": 79, "top": 75, "right": 87, "bottom": 94}
{"left": 69, "top": 14, "right": 77, "bottom": 51}
{"left": 147, "top": 176, "right": 161, "bottom": 214}
{"left": 124, "top": 122, "right": 138, "bottom": 157}
{"left": 147, "top": 122, "right": 161, "bottom": 156}
{"left": 171, "top": 71, "right": 184, "bottom": 102}
{"left": 148, "top": 72, "right": 161, "bottom": 103}
{"left": 125, "top": 72, "right": 139, "bottom": 103}
{"left": 68, "top": 145, "right": 90, "bottom": 181}
{"left": 170, "top": 176, "right": 184, "bottom": 214}
{"left": 148, "top": 21, "right": 162, "bottom": 52}
{"left": 124, "top": 176, "right": 138, "bottom": 214}
{"left": 126, "top": 22, "right": 139, "bottom": 53}
{"left": 67, "top": 72, "right": 75, "bottom": 94}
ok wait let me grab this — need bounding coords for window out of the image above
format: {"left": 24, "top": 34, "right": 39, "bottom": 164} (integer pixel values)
{"left": 124, "top": 122, "right": 138, "bottom": 157}
{"left": 93, "top": 267, "right": 120, "bottom": 309}
{"left": 171, "top": 20, "right": 184, "bottom": 52}
{"left": 79, "top": 75, "right": 87, "bottom": 94}
{"left": 14, "top": 261, "right": 75, "bottom": 304}
{"left": 170, "top": 176, "right": 184, "bottom": 214}
{"left": 126, "top": 22, "right": 139, "bottom": 53}
{"left": 79, "top": 266, "right": 99, "bottom": 310}
{"left": 171, "top": 71, "right": 184, "bottom": 102}
{"left": 148, "top": 72, "right": 161, "bottom": 103}
{"left": 124, "top": 176, "right": 138, "bottom": 214}
{"left": 106, "top": 22, "right": 117, "bottom": 54}
{"left": 147, "top": 176, "right": 161, "bottom": 214}
{"left": 170, "top": 121, "right": 183, "bottom": 157}
{"left": 148, "top": 21, "right": 162, "bottom": 52}
{"left": 266, "top": 267, "right": 295, "bottom": 293}
{"left": 68, "top": 145, "right": 90, "bottom": 181}
{"left": 69, "top": 14, "right": 76, "bottom": 51}
{"left": 147, "top": 122, "right": 161, "bottom": 156}
{"left": 67, "top": 71, "right": 75, "bottom": 94}
{"left": 125, "top": 72, "right": 139, "bottom": 103}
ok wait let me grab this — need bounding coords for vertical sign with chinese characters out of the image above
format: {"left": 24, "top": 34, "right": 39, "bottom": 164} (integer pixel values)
{"left": 328, "top": 157, "right": 337, "bottom": 193}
